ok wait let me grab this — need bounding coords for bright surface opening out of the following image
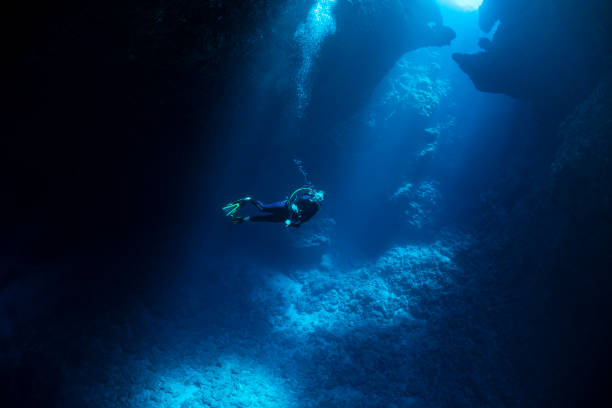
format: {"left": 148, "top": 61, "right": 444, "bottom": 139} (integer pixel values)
{"left": 437, "top": 0, "right": 483, "bottom": 12}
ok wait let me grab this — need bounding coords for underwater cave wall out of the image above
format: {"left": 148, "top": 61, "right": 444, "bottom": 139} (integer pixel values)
{"left": 462, "top": 58, "right": 612, "bottom": 408}
{"left": 3, "top": 1, "right": 294, "bottom": 405}
{"left": 443, "top": 2, "right": 612, "bottom": 404}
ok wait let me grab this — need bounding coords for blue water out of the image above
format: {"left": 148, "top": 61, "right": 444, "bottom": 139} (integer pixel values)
{"left": 61, "top": 4, "right": 526, "bottom": 407}
{"left": 8, "top": 1, "right": 610, "bottom": 407}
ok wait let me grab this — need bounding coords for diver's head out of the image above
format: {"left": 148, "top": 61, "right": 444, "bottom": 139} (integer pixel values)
{"left": 311, "top": 189, "right": 326, "bottom": 203}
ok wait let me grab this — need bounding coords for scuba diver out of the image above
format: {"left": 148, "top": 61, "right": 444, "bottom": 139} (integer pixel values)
{"left": 223, "top": 187, "right": 326, "bottom": 228}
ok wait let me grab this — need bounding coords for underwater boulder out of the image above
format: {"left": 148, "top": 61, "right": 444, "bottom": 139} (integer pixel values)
{"left": 297, "top": 0, "right": 455, "bottom": 127}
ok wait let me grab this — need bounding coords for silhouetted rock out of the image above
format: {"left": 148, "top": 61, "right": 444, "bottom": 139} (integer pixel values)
{"left": 477, "top": 37, "right": 492, "bottom": 50}
{"left": 453, "top": 0, "right": 612, "bottom": 114}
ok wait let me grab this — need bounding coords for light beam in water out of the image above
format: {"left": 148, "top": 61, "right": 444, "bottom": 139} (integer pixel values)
{"left": 294, "top": 0, "right": 338, "bottom": 115}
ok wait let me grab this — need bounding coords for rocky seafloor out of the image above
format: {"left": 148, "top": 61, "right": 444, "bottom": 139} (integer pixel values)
{"left": 57, "top": 230, "right": 520, "bottom": 408}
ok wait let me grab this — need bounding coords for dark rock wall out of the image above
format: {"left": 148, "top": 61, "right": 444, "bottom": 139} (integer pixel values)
{"left": 464, "top": 67, "right": 612, "bottom": 407}
{"left": 549, "top": 76, "right": 612, "bottom": 406}
{"left": 4, "top": 2, "right": 284, "bottom": 405}
{"left": 4, "top": 0, "right": 282, "bottom": 266}
{"left": 447, "top": 3, "right": 612, "bottom": 404}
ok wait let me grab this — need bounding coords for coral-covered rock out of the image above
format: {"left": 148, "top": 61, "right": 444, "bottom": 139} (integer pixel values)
{"left": 369, "top": 49, "right": 451, "bottom": 124}
{"left": 391, "top": 181, "right": 442, "bottom": 229}
{"left": 300, "top": 0, "right": 455, "bottom": 125}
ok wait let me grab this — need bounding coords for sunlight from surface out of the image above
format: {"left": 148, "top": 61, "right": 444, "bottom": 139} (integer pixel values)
{"left": 294, "top": 0, "right": 338, "bottom": 114}
{"left": 437, "top": 0, "right": 483, "bottom": 12}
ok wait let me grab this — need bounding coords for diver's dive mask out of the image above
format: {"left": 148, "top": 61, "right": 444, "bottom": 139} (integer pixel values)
{"left": 312, "top": 190, "right": 326, "bottom": 203}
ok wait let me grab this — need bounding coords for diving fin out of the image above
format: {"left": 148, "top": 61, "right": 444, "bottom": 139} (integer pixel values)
{"left": 222, "top": 201, "right": 241, "bottom": 217}
{"left": 222, "top": 197, "right": 253, "bottom": 217}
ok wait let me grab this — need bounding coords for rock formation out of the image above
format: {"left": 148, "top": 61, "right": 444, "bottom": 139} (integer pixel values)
{"left": 302, "top": 0, "right": 455, "bottom": 126}
{"left": 453, "top": 0, "right": 612, "bottom": 113}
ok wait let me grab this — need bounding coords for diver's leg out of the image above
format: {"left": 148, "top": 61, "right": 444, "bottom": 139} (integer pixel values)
{"left": 239, "top": 197, "right": 264, "bottom": 210}
{"left": 231, "top": 199, "right": 287, "bottom": 224}
{"left": 259, "top": 200, "right": 287, "bottom": 213}
{"left": 247, "top": 213, "right": 286, "bottom": 223}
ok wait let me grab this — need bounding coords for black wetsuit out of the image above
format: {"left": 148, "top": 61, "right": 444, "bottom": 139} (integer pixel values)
{"left": 249, "top": 196, "right": 318, "bottom": 226}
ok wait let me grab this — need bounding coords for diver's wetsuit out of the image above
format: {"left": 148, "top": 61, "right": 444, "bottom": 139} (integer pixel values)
{"left": 249, "top": 200, "right": 289, "bottom": 223}
{"left": 248, "top": 196, "right": 318, "bottom": 226}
